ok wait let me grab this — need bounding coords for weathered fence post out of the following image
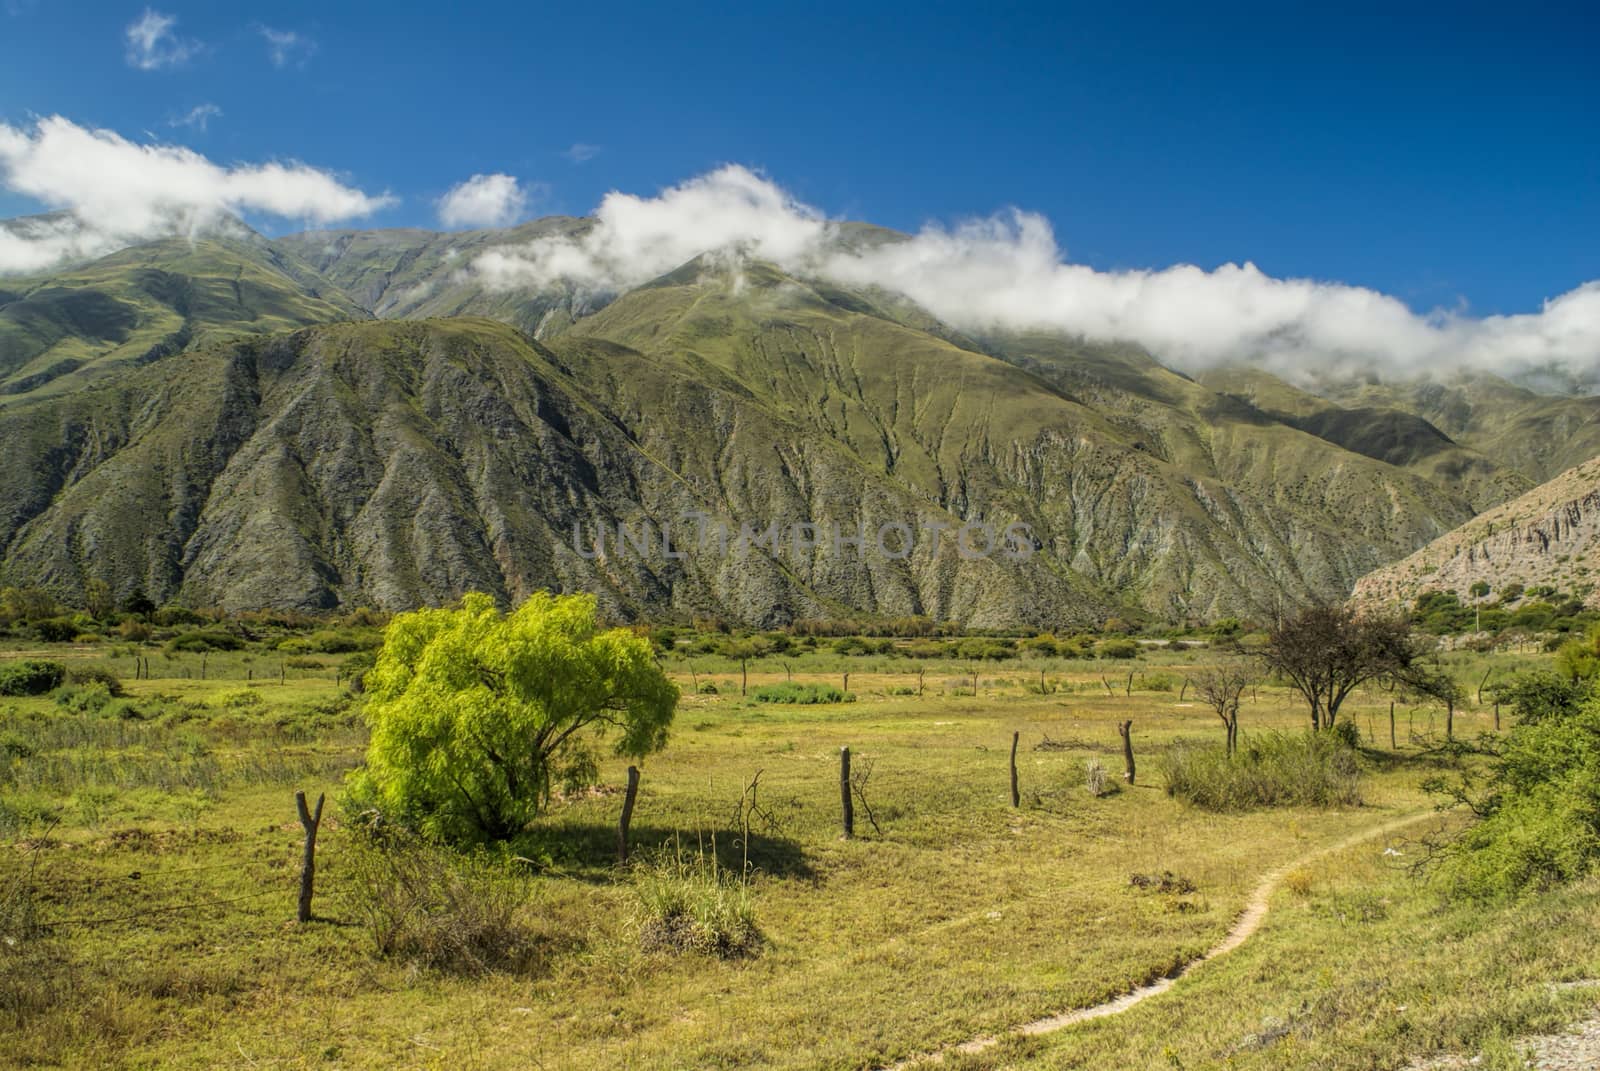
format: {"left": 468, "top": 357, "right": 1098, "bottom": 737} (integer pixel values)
{"left": 1118, "top": 720, "right": 1136, "bottom": 785}
{"left": 1101, "top": 675, "right": 1114, "bottom": 697}
{"left": 839, "top": 747, "right": 854, "bottom": 839}
{"left": 294, "top": 790, "right": 325, "bottom": 924}
{"left": 1477, "top": 668, "right": 1492, "bottom": 706}
{"left": 1494, "top": 701, "right": 1501, "bottom": 731}
{"left": 917, "top": 667, "right": 926, "bottom": 697}
{"left": 617, "top": 765, "right": 640, "bottom": 865}
{"left": 1179, "top": 677, "right": 1190, "bottom": 701}
{"left": 1009, "top": 731, "right": 1021, "bottom": 807}
{"left": 843, "top": 671, "right": 850, "bottom": 695}
{"left": 1389, "top": 700, "right": 1397, "bottom": 749}
{"left": 1446, "top": 698, "right": 1455, "bottom": 741}
{"left": 1125, "top": 672, "right": 1133, "bottom": 697}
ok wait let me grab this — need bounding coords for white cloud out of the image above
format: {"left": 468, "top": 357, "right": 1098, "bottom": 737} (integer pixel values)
{"left": 257, "top": 25, "right": 316, "bottom": 68}
{"left": 124, "top": 8, "right": 199, "bottom": 70}
{"left": 469, "top": 165, "right": 1600, "bottom": 381}
{"left": 562, "top": 143, "right": 601, "bottom": 163}
{"left": 474, "top": 166, "right": 826, "bottom": 290}
{"left": 169, "top": 103, "right": 222, "bottom": 133}
{"left": 437, "top": 173, "right": 529, "bottom": 229}
{"left": 0, "top": 116, "right": 395, "bottom": 273}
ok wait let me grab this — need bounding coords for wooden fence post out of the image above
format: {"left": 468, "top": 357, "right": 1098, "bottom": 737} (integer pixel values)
{"left": 294, "top": 791, "right": 325, "bottom": 924}
{"left": 1118, "top": 720, "right": 1136, "bottom": 785}
{"left": 1494, "top": 701, "right": 1501, "bottom": 731}
{"left": 1125, "top": 672, "right": 1133, "bottom": 697}
{"left": 617, "top": 765, "right": 640, "bottom": 865}
{"left": 840, "top": 747, "right": 854, "bottom": 839}
{"left": 1389, "top": 700, "right": 1397, "bottom": 749}
{"left": 1009, "top": 731, "right": 1021, "bottom": 807}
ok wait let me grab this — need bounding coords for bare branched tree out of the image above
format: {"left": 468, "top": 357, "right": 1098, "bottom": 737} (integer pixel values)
{"left": 1192, "top": 662, "right": 1251, "bottom": 755}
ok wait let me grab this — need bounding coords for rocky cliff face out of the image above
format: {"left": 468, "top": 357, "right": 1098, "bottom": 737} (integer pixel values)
{"left": 1352, "top": 456, "right": 1600, "bottom": 609}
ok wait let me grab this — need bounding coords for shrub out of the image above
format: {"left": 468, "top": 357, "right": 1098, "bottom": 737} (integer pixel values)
{"left": 1430, "top": 700, "right": 1600, "bottom": 901}
{"left": 1096, "top": 638, "right": 1141, "bottom": 660}
{"left": 342, "top": 824, "right": 554, "bottom": 975}
{"left": 212, "top": 688, "right": 264, "bottom": 710}
{"left": 65, "top": 665, "right": 124, "bottom": 697}
{"left": 53, "top": 682, "right": 112, "bottom": 714}
{"left": 750, "top": 682, "right": 854, "bottom": 704}
{"left": 32, "top": 618, "right": 79, "bottom": 643}
{"left": 0, "top": 660, "right": 66, "bottom": 696}
{"left": 1487, "top": 671, "right": 1592, "bottom": 725}
{"left": 152, "top": 606, "right": 204, "bottom": 627}
{"left": 631, "top": 846, "right": 760, "bottom": 958}
{"left": 167, "top": 630, "right": 243, "bottom": 653}
{"left": 697, "top": 681, "right": 719, "bottom": 695}
{"left": 1160, "top": 732, "right": 1362, "bottom": 810}
{"left": 117, "top": 619, "right": 152, "bottom": 642}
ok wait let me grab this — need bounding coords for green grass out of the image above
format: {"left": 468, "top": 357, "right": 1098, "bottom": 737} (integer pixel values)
{"left": 0, "top": 643, "right": 1587, "bottom": 1070}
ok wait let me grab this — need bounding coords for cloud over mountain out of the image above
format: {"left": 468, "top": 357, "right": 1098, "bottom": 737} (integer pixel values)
{"left": 437, "top": 173, "right": 528, "bottom": 229}
{"left": 0, "top": 116, "right": 394, "bottom": 273}
{"left": 472, "top": 166, "right": 1600, "bottom": 381}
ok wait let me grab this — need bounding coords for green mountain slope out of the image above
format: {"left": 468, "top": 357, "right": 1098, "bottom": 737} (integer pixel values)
{"left": 0, "top": 220, "right": 1591, "bottom": 623}
{"left": 0, "top": 231, "right": 367, "bottom": 402}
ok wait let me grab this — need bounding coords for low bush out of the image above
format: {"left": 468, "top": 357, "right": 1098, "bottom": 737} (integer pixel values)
{"left": 1430, "top": 699, "right": 1600, "bottom": 901}
{"left": 0, "top": 660, "right": 66, "bottom": 697}
{"left": 750, "top": 682, "right": 853, "bottom": 704}
{"left": 342, "top": 822, "right": 555, "bottom": 975}
{"left": 52, "top": 682, "right": 113, "bottom": 715}
{"left": 65, "top": 665, "right": 124, "bottom": 697}
{"left": 1160, "top": 731, "right": 1362, "bottom": 810}
{"left": 631, "top": 846, "right": 760, "bottom": 958}
{"left": 31, "top": 618, "right": 79, "bottom": 644}
{"left": 1096, "top": 638, "right": 1141, "bottom": 660}
{"left": 166, "top": 630, "right": 243, "bottom": 653}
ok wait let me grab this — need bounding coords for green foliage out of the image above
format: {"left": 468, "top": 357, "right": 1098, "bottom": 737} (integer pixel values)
{"left": 1096, "top": 638, "right": 1141, "bottom": 660}
{"left": 1432, "top": 701, "right": 1600, "bottom": 901}
{"left": 0, "top": 660, "right": 66, "bottom": 696}
{"left": 64, "top": 665, "right": 124, "bottom": 697}
{"left": 1555, "top": 624, "right": 1600, "bottom": 680}
{"left": 52, "top": 683, "right": 113, "bottom": 715}
{"left": 166, "top": 630, "right": 244, "bottom": 653}
{"left": 352, "top": 592, "right": 678, "bottom": 844}
{"left": 1487, "top": 670, "right": 1593, "bottom": 725}
{"left": 631, "top": 845, "right": 760, "bottom": 958}
{"left": 1160, "top": 732, "right": 1363, "bottom": 810}
{"left": 750, "top": 682, "right": 854, "bottom": 704}
{"left": 32, "top": 618, "right": 81, "bottom": 644}
{"left": 342, "top": 823, "right": 555, "bottom": 975}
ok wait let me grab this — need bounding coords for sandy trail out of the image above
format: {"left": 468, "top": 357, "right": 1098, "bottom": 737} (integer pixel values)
{"left": 883, "top": 811, "right": 1437, "bottom": 1069}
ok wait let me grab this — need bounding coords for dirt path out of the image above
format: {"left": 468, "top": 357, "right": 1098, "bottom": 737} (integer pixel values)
{"left": 883, "top": 811, "right": 1438, "bottom": 1070}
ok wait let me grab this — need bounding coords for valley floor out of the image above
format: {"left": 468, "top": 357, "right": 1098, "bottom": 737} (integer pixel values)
{"left": 3, "top": 646, "right": 1596, "bottom": 1070}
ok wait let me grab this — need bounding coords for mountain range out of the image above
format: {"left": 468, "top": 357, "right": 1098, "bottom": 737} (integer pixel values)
{"left": 2, "top": 217, "right": 1595, "bottom": 627}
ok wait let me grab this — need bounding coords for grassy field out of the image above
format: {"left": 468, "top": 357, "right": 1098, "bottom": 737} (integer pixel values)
{"left": 2, "top": 641, "right": 1591, "bottom": 1070}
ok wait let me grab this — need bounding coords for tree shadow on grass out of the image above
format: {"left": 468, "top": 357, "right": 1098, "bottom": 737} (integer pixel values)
{"left": 514, "top": 821, "right": 815, "bottom": 883}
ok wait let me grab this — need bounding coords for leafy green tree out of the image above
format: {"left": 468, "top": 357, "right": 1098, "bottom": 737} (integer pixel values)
{"left": 353, "top": 592, "right": 679, "bottom": 844}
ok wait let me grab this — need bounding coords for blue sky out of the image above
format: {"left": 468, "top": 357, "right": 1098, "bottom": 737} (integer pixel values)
{"left": 0, "top": 1, "right": 1596, "bottom": 318}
